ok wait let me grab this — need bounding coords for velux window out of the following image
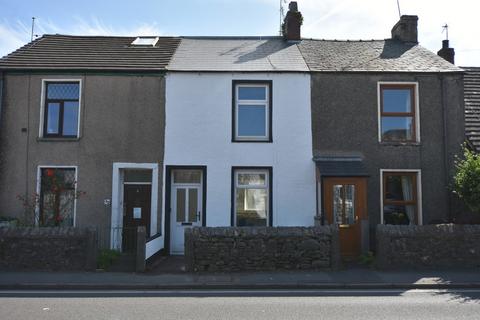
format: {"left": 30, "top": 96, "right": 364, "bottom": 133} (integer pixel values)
{"left": 234, "top": 169, "right": 271, "bottom": 226}
{"left": 43, "top": 82, "right": 80, "bottom": 138}
{"left": 382, "top": 171, "right": 419, "bottom": 225}
{"left": 233, "top": 81, "right": 272, "bottom": 142}
{"left": 379, "top": 84, "right": 417, "bottom": 142}
{"left": 39, "top": 168, "right": 77, "bottom": 226}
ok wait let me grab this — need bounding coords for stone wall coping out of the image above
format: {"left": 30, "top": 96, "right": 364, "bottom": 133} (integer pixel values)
{"left": 377, "top": 224, "right": 480, "bottom": 236}
{"left": 0, "top": 227, "right": 94, "bottom": 238}
{"left": 186, "top": 226, "right": 334, "bottom": 237}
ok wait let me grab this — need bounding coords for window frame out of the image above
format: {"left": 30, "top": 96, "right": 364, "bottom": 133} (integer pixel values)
{"left": 232, "top": 80, "right": 273, "bottom": 142}
{"left": 231, "top": 166, "right": 273, "bottom": 226}
{"left": 377, "top": 82, "right": 419, "bottom": 143}
{"left": 380, "top": 169, "right": 422, "bottom": 225}
{"left": 40, "top": 79, "right": 82, "bottom": 139}
{"left": 35, "top": 165, "right": 78, "bottom": 227}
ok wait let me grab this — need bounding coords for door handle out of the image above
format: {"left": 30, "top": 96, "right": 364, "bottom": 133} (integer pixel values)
{"left": 196, "top": 211, "right": 201, "bottom": 221}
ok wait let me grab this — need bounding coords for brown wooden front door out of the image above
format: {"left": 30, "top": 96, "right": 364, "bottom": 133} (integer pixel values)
{"left": 123, "top": 184, "right": 151, "bottom": 242}
{"left": 323, "top": 177, "right": 367, "bottom": 259}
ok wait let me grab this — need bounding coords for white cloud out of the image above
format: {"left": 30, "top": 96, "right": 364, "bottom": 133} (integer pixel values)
{"left": 0, "top": 20, "right": 30, "bottom": 58}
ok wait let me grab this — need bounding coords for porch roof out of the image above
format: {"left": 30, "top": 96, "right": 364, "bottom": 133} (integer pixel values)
{"left": 313, "top": 155, "right": 369, "bottom": 177}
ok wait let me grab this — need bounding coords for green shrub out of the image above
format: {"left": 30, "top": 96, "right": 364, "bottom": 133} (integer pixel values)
{"left": 453, "top": 145, "right": 480, "bottom": 213}
{"left": 97, "top": 249, "right": 121, "bottom": 270}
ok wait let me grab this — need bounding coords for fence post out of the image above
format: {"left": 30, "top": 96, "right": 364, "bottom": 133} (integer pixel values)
{"left": 85, "top": 228, "right": 98, "bottom": 271}
{"left": 136, "top": 226, "right": 146, "bottom": 272}
{"left": 330, "top": 225, "right": 341, "bottom": 270}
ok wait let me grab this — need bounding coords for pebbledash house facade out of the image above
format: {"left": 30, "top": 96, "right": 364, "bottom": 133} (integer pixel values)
{"left": 0, "top": 3, "right": 465, "bottom": 259}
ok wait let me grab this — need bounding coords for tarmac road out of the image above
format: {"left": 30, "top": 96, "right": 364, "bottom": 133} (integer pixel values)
{"left": 1, "top": 288, "right": 480, "bottom": 320}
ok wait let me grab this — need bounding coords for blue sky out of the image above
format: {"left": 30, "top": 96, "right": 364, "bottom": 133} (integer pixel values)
{"left": 1, "top": 0, "right": 479, "bottom": 65}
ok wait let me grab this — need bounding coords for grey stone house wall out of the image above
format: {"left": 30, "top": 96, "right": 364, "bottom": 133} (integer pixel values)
{"left": 311, "top": 72, "right": 464, "bottom": 236}
{"left": 0, "top": 73, "right": 165, "bottom": 231}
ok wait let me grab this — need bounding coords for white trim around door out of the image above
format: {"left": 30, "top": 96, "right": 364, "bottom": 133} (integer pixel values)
{"left": 111, "top": 163, "right": 159, "bottom": 249}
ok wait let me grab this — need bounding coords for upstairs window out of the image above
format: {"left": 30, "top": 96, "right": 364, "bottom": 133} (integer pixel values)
{"left": 379, "top": 83, "right": 418, "bottom": 142}
{"left": 43, "top": 81, "right": 80, "bottom": 138}
{"left": 233, "top": 81, "right": 272, "bottom": 142}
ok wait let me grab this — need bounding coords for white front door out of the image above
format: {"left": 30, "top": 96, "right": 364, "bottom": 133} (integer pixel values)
{"left": 170, "top": 183, "right": 202, "bottom": 254}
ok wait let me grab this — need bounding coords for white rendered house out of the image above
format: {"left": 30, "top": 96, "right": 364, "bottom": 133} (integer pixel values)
{"left": 163, "top": 37, "right": 317, "bottom": 254}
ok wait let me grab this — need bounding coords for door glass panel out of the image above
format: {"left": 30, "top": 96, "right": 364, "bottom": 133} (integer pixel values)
{"left": 176, "top": 189, "right": 185, "bottom": 222}
{"left": 124, "top": 169, "right": 152, "bottom": 183}
{"left": 344, "top": 185, "right": 355, "bottom": 224}
{"left": 332, "top": 184, "right": 355, "bottom": 225}
{"left": 173, "top": 170, "right": 201, "bottom": 184}
{"left": 333, "top": 185, "right": 343, "bottom": 225}
{"left": 188, "top": 188, "right": 198, "bottom": 222}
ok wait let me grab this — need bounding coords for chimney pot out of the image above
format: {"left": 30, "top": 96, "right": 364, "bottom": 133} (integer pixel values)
{"left": 283, "top": 1, "right": 302, "bottom": 41}
{"left": 437, "top": 40, "right": 455, "bottom": 64}
{"left": 391, "top": 15, "right": 418, "bottom": 43}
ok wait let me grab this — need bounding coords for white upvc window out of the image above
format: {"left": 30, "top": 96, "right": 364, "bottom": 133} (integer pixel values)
{"left": 233, "top": 169, "right": 270, "bottom": 226}
{"left": 233, "top": 81, "right": 272, "bottom": 142}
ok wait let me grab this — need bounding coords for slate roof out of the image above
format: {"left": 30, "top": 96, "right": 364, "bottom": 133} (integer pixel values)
{"left": 463, "top": 67, "right": 480, "bottom": 152}
{"left": 0, "top": 34, "right": 180, "bottom": 71}
{"left": 168, "top": 37, "right": 309, "bottom": 72}
{"left": 313, "top": 155, "right": 369, "bottom": 177}
{"left": 298, "top": 39, "right": 463, "bottom": 72}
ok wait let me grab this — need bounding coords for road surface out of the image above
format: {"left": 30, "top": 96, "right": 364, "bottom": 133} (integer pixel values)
{"left": 0, "top": 288, "right": 479, "bottom": 319}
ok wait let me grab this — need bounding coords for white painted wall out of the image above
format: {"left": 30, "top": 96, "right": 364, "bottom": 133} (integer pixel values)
{"left": 164, "top": 72, "right": 316, "bottom": 227}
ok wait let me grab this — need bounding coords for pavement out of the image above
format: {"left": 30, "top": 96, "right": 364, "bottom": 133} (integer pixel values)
{"left": 0, "top": 267, "right": 479, "bottom": 290}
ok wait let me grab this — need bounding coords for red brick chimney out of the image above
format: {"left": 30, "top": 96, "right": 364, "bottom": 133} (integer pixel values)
{"left": 283, "top": 2, "right": 303, "bottom": 41}
{"left": 391, "top": 15, "right": 418, "bottom": 43}
{"left": 437, "top": 40, "right": 455, "bottom": 64}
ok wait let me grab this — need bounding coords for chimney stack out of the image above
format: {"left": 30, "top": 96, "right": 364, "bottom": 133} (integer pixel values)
{"left": 283, "top": 1, "right": 303, "bottom": 41}
{"left": 391, "top": 15, "right": 418, "bottom": 43}
{"left": 437, "top": 40, "right": 455, "bottom": 64}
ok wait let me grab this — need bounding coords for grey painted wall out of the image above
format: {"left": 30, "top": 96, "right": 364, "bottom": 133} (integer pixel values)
{"left": 311, "top": 72, "right": 464, "bottom": 228}
{"left": 0, "top": 73, "right": 165, "bottom": 231}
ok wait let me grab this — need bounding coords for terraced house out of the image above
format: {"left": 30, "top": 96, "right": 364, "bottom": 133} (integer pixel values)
{"left": 0, "top": 2, "right": 465, "bottom": 261}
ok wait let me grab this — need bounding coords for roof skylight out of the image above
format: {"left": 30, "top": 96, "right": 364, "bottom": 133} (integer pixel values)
{"left": 131, "top": 37, "right": 159, "bottom": 46}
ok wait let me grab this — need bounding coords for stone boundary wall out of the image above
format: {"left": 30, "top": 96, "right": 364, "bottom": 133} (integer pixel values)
{"left": 0, "top": 227, "right": 97, "bottom": 271}
{"left": 376, "top": 224, "right": 480, "bottom": 269}
{"left": 185, "top": 226, "right": 340, "bottom": 272}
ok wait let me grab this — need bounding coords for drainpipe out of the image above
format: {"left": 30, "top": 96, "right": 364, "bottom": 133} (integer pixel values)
{"left": 0, "top": 71, "right": 4, "bottom": 130}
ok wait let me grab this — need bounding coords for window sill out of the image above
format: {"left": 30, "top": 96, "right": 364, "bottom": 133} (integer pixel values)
{"left": 232, "top": 139, "right": 273, "bottom": 143}
{"left": 37, "top": 137, "right": 80, "bottom": 142}
{"left": 379, "top": 141, "right": 421, "bottom": 147}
